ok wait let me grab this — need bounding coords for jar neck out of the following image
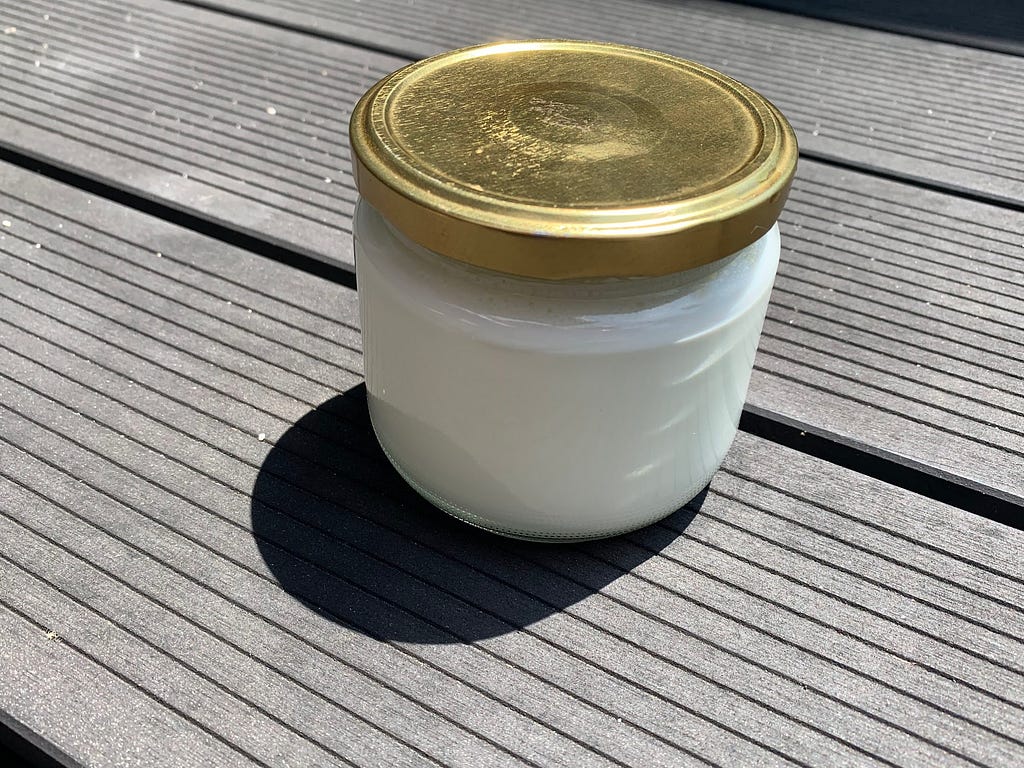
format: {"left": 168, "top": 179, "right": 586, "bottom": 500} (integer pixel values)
{"left": 379, "top": 209, "right": 749, "bottom": 302}
{"left": 356, "top": 198, "right": 781, "bottom": 351}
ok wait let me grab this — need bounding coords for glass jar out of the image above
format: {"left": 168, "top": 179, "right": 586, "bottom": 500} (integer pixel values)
{"left": 349, "top": 40, "right": 797, "bottom": 541}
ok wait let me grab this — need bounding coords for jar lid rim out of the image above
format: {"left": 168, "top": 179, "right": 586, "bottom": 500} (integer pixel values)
{"left": 350, "top": 39, "right": 797, "bottom": 279}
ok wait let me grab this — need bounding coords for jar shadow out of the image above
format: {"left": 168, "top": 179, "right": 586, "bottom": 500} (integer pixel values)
{"left": 250, "top": 383, "right": 706, "bottom": 644}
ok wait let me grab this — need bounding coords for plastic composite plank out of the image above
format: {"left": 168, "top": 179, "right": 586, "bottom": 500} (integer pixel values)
{"left": 200, "top": 0, "right": 1024, "bottom": 205}
{"left": 5, "top": 0, "right": 1024, "bottom": 259}
{"left": 0, "top": 604, "right": 247, "bottom": 768}
{"left": 1, "top": 0, "right": 1021, "bottom": 504}
{"left": 0, "top": 166, "right": 604, "bottom": 768}
{"left": 0, "top": 0, "right": 405, "bottom": 267}
{"left": 2, "top": 162, "right": 1024, "bottom": 768}
{"left": 756, "top": 160, "right": 1024, "bottom": 506}
{"left": 0, "top": 2, "right": 1020, "bottom": 767}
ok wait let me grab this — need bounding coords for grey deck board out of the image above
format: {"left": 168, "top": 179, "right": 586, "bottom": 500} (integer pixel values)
{"left": 0, "top": 0, "right": 405, "bottom": 267}
{"left": 4, "top": 0, "right": 1024, "bottom": 268}
{"left": 1, "top": 0, "right": 1022, "bottom": 503}
{"left": 4, "top": 0, "right": 1019, "bottom": 505}
{"left": 756, "top": 161, "right": 1024, "bottom": 505}
{"left": 0, "top": 604, "right": 247, "bottom": 768}
{"left": 2, "top": 162, "right": 1023, "bottom": 767}
{"left": 200, "top": 0, "right": 1024, "bottom": 205}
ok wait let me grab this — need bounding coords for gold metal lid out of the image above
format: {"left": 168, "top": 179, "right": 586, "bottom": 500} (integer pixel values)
{"left": 350, "top": 40, "right": 797, "bottom": 279}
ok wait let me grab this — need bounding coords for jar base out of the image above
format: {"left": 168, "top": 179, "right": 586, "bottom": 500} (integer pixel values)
{"left": 373, "top": 418, "right": 705, "bottom": 542}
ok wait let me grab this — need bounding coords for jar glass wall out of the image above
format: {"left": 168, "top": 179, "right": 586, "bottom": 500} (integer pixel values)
{"left": 355, "top": 199, "right": 781, "bottom": 540}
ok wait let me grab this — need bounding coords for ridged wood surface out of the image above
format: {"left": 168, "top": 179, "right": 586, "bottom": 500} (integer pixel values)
{"left": 1, "top": 0, "right": 1020, "bottom": 502}
{"left": 2, "top": 161, "right": 1023, "bottom": 767}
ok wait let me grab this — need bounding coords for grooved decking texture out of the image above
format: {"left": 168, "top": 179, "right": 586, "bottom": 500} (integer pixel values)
{"left": 0, "top": 0, "right": 403, "bottom": 263}
{"left": 202, "top": 0, "right": 1024, "bottom": 203}
{"left": 2, "top": 161, "right": 1023, "bottom": 767}
{"left": 757, "top": 162, "right": 1024, "bottom": 505}
{"left": 1, "top": 0, "right": 1021, "bottom": 502}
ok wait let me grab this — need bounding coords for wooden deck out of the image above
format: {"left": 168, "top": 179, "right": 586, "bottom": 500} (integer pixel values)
{"left": 0, "top": 1, "right": 1022, "bottom": 766}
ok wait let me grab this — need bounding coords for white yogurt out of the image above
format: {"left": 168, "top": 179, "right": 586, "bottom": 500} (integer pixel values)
{"left": 355, "top": 200, "right": 780, "bottom": 540}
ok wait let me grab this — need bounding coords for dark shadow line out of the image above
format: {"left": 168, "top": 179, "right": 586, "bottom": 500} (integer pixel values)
{"left": 0, "top": 144, "right": 357, "bottom": 291}
{"left": 740, "top": 407, "right": 1024, "bottom": 530}
{"left": 0, "top": 717, "right": 71, "bottom": 768}
{"left": 0, "top": 92, "right": 357, "bottom": 224}
{"left": 800, "top": 152, "right": 1024, "bottom": 215}
{"left": 0, "top": 221, "right": 360, "bottom": 356}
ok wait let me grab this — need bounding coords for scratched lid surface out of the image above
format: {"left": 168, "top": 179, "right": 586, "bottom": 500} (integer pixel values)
{"left": 350, "top": 39, "right": 797, "bottom": 278}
